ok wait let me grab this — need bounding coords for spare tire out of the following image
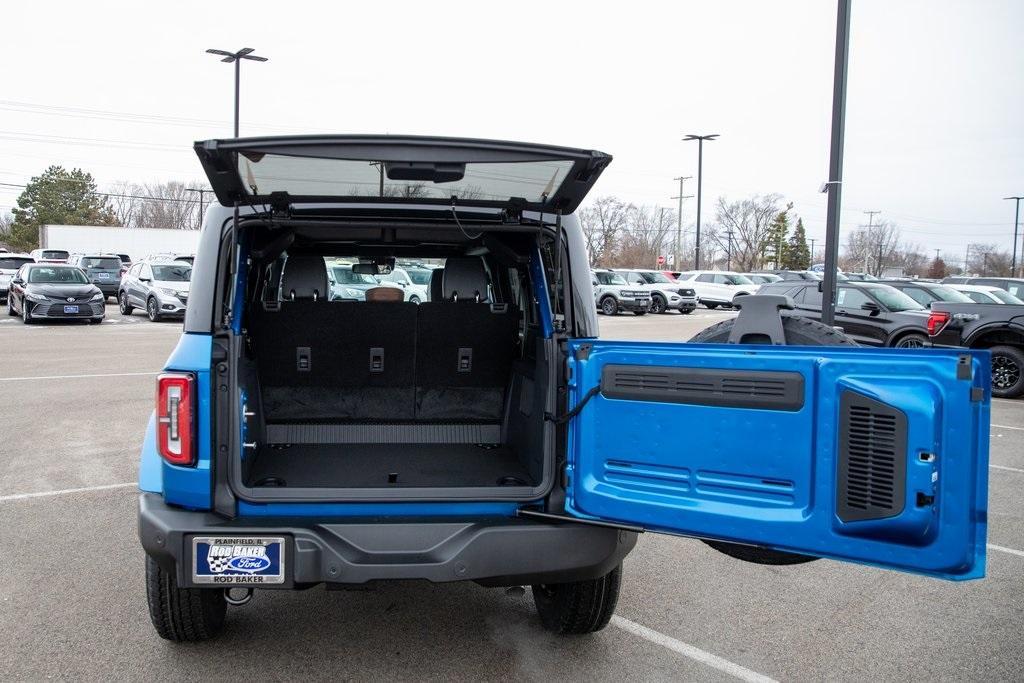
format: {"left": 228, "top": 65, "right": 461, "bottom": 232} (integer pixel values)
{"left": 688, "top": 313, "right": 857, "bottom": 566}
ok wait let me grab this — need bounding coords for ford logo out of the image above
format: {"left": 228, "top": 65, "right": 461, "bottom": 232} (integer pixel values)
{"left": 67, "top": 297, "right": 75, "bottom": 302}
{"left": 227, "top": 556, "right": 272, "bottom": 572}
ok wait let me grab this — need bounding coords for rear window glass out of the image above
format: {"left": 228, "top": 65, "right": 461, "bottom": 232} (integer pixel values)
{"left": 151, "top": 265, "right": 192, "bottom": 282}
{"left": 238, "top": 154, "right": 575, "bottom": 205}
{"left": 406, "top": 269, "right": 433, "bottom": 286}
{"left": 80, "top": 257, "right": 121, "bottom": 269}
{"left": 28, "top": 266, "right": 88, "bottom": 284}
{"left": 0, "top": 257, "right": 33, "bottom": 270}
{"left": 41, "top": 250, "right": 69, "bottom": 259}
{"left": 992, "top": 289, "right": 1024, "bottom": 304}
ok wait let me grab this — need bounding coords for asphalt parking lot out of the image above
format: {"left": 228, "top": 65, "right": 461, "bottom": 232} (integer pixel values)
{"left": 1, "top": 305, "right": 1022, "bottom": 681}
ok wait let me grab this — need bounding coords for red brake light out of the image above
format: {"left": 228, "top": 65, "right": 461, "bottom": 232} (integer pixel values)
{"left": 157, "top": 373, "right": 196, "bottom": 466}
{"left": 927, "top": 310, "right": 950, "bottom": 336}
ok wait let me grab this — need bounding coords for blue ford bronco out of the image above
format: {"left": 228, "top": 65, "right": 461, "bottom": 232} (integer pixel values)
{"left": 139, "top": 135, "right": 990, "bottom": 641}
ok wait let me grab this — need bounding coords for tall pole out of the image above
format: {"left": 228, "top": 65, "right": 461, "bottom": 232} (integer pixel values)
{"left": 810, "top": 238, "right": 817, "bottom": 263}
{"left": 233, "top": 58, "right": 240, "bottom": 137}
{"left": 684, "top": 135, "right": 718, "bottom": 270}
{"left": 820, "top": 0, "right": 851, "bottom": 327}
{"left": 1006, "top": 196, "right": 1023, "bottom": 277}
{"left": 725, "top": 229, "right": 735, "bottom": 271}
{"left": 696, "top": 140, "right": 704, "bottom": 269}
{"left": 671, "top": 176, "right": 692, "bottom": 269}
{"left": 206, "top": 48, "right": 267, "bottom": 138}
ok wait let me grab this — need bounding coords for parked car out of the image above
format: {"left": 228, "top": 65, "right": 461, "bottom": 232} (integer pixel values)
{"left": 328, "top": 263, "right": 402, "bottom": 301}
{"left": 118, "top": 260, "right": 191, "bottom": 321}
{"left": 660, "top": 270, "right": 682, "bottom": 281}
{"left": 29, "top": 248, "right": 70, "bottom": 263}
{"left": 768, "top": 270, "right": 824, "bottom": 281}
{"left": 877, "top": 280, "right": 974, "bottom": 308}
{"left": 0, "top": 253, "right": 35, "bottom": 303}
{"left": 929, "top": 301, "right": 1024, "bottom": 398}
{"left": 759, "top": 280, "right": 932, "bottom": 347}
{"left": 742, "top": 272, "right": 781, "bottom": 285}
{"left": 142, "top": 252, "right": 196, "bottom": 266}
{"left": 613, "top": 268, "right": 697, "bottom": 314}
{"left": 117, "top": 254, "right": 133, "bottom": 267}
{"left": 941, "top": 276, "right": 1024, "bottom": 300}
{"left": 70, "top": 253, "right": 123, "bottom": 301}
{"left": 375, "top": 266, "right": 430, "bottom": 303}
{"left": 5, "top": 263, "right": 105, "bottom": 323}
{"left": 843, "top": 272, "right": 878, "bottom": 281}
{"left": 137, "top": 134, "right": 988, "bottom": 644}
{"left": 674, "top": 270, "right": 758, "bottom": 308}
{"left": 592, "top": 268, "right": 650, "bottom": 315}
{"left": 947, "top": 283, "right": 1024, "bottom": 305}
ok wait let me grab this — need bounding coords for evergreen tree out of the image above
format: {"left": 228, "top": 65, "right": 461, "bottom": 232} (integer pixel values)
{"left": 763, "top": 208, "right": 790, "bottom": 269}
{"left": 782, "top": 217, "right": 811, "bottom": 269}
{"left": 927, "top": 256, "right": 947, "bottom": 279}
{"left": 8, "top": 166, "right": 117, "bottom": 251}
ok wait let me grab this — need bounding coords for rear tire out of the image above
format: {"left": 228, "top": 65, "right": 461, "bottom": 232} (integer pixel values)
{"left": 145, "top": 556, "right": 226, "bottom": 642}
{"left": 704, "top": 302, "right": 719, "bottom": 310}
{"left": 689, "top": 314, "right": 857, "bottom": 565}
{"left": 893, "top": 332, "right": 927, "bottom": 349}
{"left": 990, "top": 345, "right": 1024, "bottom": 399}
{"left": 532, "top": 564, "right": 622, "bottom": 634}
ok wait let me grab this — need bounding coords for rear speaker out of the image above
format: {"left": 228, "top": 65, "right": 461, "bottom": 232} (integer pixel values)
{"left": 836, "top": 391, "right": 908, "bottom": 522}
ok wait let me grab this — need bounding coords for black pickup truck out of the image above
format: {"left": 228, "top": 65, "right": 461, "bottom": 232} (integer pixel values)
{"left": 928, "top": 303, "right": 1024, "bottom": 398}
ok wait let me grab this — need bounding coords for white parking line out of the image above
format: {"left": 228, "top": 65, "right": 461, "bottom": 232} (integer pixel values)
{"left": 990, "top": 464, "right": 1024, "bottom": 474}
{"left": 611, "top": 616, "right": 777, "bottom": 683}
{"left": 0, "top": 371, "right": 159, "bottom": 382}
{"left": 988, "top": 544, "right": 1024, "bottom": 558}
{"left": 991, "top": 424, "right": 1024, "bottom": 431}
{"left": 0, "top": 481, "right": 137, "bottom": 503}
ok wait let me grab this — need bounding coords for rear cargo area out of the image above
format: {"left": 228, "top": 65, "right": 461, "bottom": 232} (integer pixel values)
{"left": 235, "top": 251, "right": 551, "bottom": 496}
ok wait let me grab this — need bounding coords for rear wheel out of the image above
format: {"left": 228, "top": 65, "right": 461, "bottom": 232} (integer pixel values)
{"left": 145, "top": 556, "right": 226, "bottom": 642}
{"left": 704, "top": 302, "right": 719, "bottom": 310}
{"left": 532, "top": 564, "right": 621, "bottom": 634}
{"left": 119, "top": 291, "right": 134, "bottom": 315}
{"left": 990, "top": 345, "right": 1024, "bottom": 399}
{"left": 893, "top": 332, "right": 927, "bottom": 348}
{"left": 689, "top": 314, "right": 857, "bottom": 564}
{"left": 409, "top": 295, "right": 421, "bottom": 304}
{"left": 146, "top": 296, "right": 160, "bottom": 322}
{"left": 599, "top": 297, "right": 618, "bottom": 316}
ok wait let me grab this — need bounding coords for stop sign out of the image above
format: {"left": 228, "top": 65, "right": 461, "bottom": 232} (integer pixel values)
{"left": 657, "top": 255, "right": 666, "bottom": 265}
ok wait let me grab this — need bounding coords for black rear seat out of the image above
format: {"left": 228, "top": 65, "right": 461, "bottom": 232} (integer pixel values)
{"left": 254, "top": 255, "right": 516, "bottom": 423}
{"left": 416, "top": 258, "right": 517, "bottom": 421}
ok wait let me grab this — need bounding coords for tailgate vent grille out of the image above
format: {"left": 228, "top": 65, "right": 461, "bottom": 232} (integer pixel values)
{"left": 836, "top": 392, "right": 907, "bottom": 522}
{"left": 601, "top": 365, "right": 804, "bottom": 410}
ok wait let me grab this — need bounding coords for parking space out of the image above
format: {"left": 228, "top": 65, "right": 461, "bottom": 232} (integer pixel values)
{"left": 1, "top": 310, "right": 1021, "bottom": 681}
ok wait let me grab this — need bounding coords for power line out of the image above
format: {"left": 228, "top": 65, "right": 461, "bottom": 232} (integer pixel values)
{"left": 0, "top": 181, "right": 203, "bottom": 204}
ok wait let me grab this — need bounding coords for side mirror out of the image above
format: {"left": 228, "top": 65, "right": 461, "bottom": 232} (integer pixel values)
{"left": 861, "top": 301, "right": 881, "bottom": 315}
{"left": 11, "top": 277, "right": 23, "bottom": 285}
{"left": 139, "top": 277, "right": 151, "bottom": 283}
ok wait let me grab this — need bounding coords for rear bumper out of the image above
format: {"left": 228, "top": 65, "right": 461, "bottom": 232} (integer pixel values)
{"left": 138, "top": 493, "right": 637, "bottom": 587}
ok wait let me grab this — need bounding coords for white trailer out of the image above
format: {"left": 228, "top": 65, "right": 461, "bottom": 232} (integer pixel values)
{"left": 38, "top": 225, "right": 201, "bottom": 262}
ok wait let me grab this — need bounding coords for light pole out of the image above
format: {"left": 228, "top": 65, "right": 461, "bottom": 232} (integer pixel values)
{"left": 205, "top": 47, "right": 268, "bottom": 137}
{"left": 1005, "top": 196, "right": 1023, "bottom": 277}
{"left": 671, "top": 176, "right": 692, "bottom": 269}
{"left": 683, "top": 134, "right": 718, "bottom": 270}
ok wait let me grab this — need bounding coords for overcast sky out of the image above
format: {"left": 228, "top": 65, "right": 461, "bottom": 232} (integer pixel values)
{"left": 1, "top": 0, "right": 1021, "bottom": 264}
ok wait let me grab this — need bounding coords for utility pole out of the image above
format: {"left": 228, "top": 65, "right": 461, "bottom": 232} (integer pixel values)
{"left": 671, "top": 176, "right": 693, "bottom": 269}
{"left": 683, "top": 135, "right": 719, "bottom": 270}
{"left": 725, "top": 229, "right": 735, "bottom": 271}
{"left": 186, "top": 188, "right": 212, "bottom": 229}
{"left": 1005, "top": 196, "right": 1023, "bottom": 277}
{"left": 859, "top": 210, "right": 882, "bottom": 276}
{"left": 810, "top": 238, "right": 816, "bottom": 263}
{"left": 820, "top": 0, "right": 852, "bottom": 327}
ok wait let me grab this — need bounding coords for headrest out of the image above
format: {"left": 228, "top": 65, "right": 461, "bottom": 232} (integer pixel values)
{"left": 281, "top": 254, "right": 327, "bottom": 301}
{"left": 429, "top": 267, "right": 444, "bottom": 302}
{"left": 365, "top": 286, "right": 404, "bottom": 303}
{"left": 442, "top": 257, "right": 489, "bottom": 303}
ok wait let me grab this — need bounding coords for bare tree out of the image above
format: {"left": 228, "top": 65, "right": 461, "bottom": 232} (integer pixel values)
{"left": 0, "top": 210, "right": 13, "bottom": 248}
{"left": 579, "top": 196, "right": 632, "bottom": 266}
{"left": 135, "top": 181, "right": 200, "bottom": 230}
{"left": 966, "top": 243, "right": 1013, "bottom": 276}
{"left": 614, "top": 206, "right": 676, "bottom": 268}
{"left": 714, "top": 194, "right": 786, "bottom": 271}
{"left": 843, "top": 220, "right": 902, "bottom": 275}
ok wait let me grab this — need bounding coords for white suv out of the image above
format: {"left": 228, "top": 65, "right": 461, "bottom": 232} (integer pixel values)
{"left": 675, "top": 271, "right": 758, "bottom": 309}
{"left": 614, "top": 269, "right": 699, "bottom": 314}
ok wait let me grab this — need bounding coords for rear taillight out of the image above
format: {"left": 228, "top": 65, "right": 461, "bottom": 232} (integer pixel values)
{"left": 157, "top": 373, "right": 195, "bottom": 466}
{"left": 927, "top": 310, "right": 950, "bottom": 336}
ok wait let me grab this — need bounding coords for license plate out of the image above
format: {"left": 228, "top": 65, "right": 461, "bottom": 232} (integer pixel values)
{"left": 192, "top": 536, "right": 285, "bottom": 585}
{"left": 63, "top": 305, "right": 79, "bottom": 313}
{"left": 97, "top": 272, "right": 110, "bottom": 279}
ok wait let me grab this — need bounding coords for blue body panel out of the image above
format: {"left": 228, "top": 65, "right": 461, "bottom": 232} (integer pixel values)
{"left": 138, "top": 413, "right": 162, "bottom": 493}
{"left": 155, "top": 333, "right": 215, "bottom": 510}
{"left": 565, "top": 340, "right": 990, "bottom": 580}
{"left": 236, "top": 501, "right": 522, "bottom": 517}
